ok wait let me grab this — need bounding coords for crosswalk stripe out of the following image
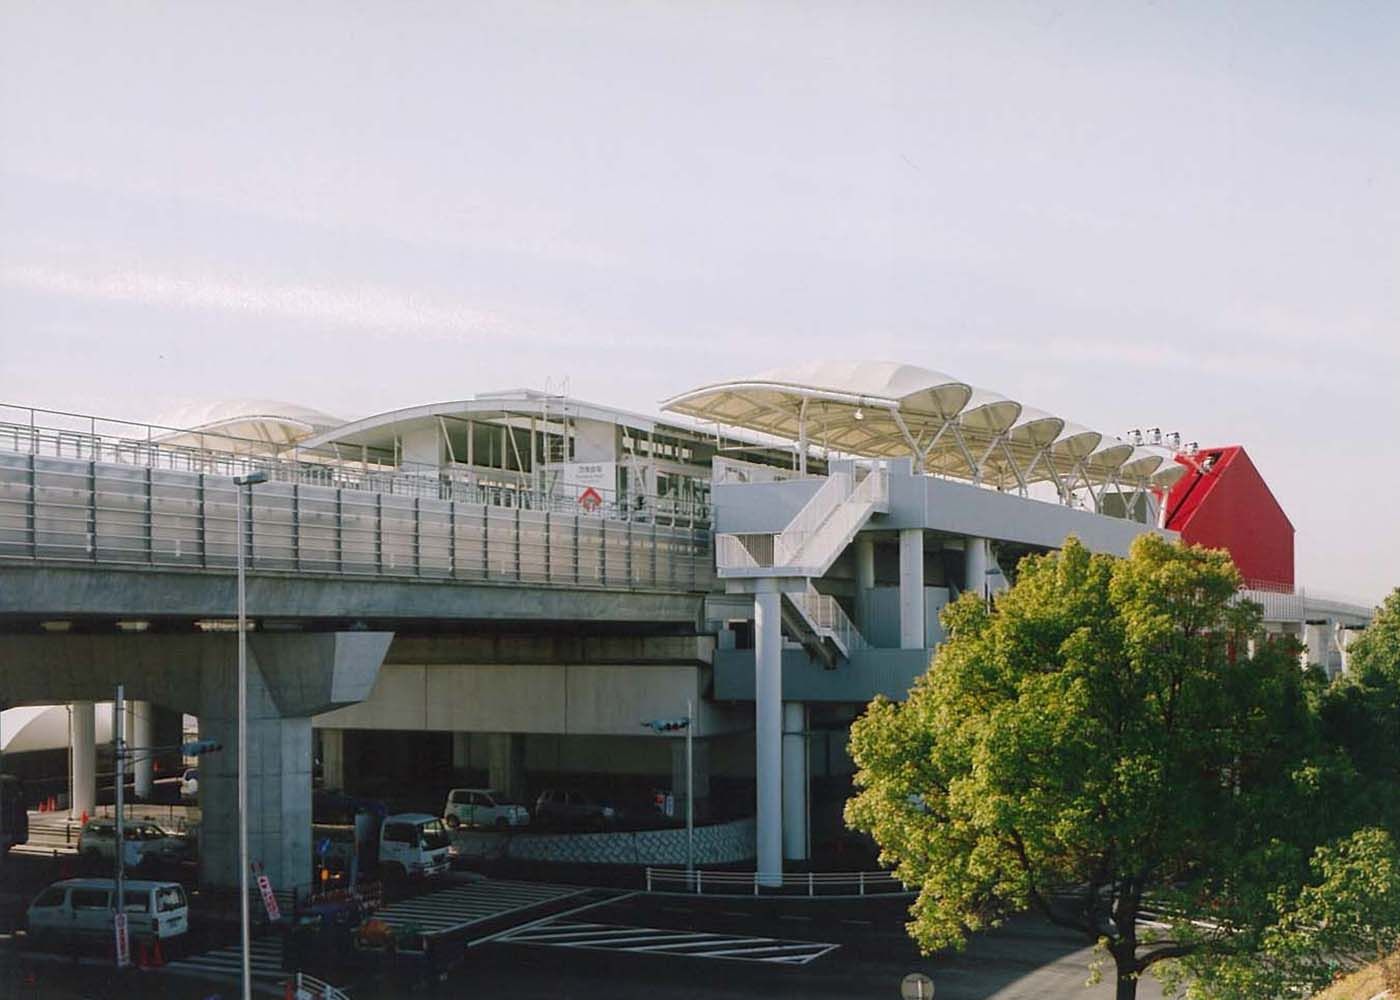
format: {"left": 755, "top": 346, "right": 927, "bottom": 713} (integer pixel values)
{"left": 372, "top": 879, "right": 584, "bottom": 936}
{"left": 497, "top": 917, "right": 840, "bottom": 966}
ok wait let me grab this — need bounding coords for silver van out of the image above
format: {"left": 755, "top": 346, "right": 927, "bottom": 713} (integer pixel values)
{"left": 25, "top": 878, "right": 189, "bottom": 948}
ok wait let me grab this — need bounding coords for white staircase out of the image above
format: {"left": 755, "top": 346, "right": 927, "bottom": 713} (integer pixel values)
{"left": 716, "top": 464, "right": 888, "bottom": 664}
{"left": 717, "top": 465, "right": 888, "bottom": 579}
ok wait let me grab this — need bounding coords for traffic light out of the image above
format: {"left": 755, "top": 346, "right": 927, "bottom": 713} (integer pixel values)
{"left": 180, "top": 739, "right": 223, "bottom": 756}
{"left": 641, "top": 717, "right": 690, "bottom": 733}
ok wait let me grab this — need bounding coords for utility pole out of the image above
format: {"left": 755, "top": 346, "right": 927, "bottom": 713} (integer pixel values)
{"left": 234, "top": 469, "right": 266, "bottom": 1000}
{"left": 113, "top": 683, "right": 128, "bottom": 967}
{"left": 686, "top": 698, "right": 694, "bottom": 874}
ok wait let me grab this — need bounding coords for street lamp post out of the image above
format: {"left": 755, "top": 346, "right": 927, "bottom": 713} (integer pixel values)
{"left": 685, "top": 698, "right": 693, "bottom": 874}
{"left": 233, "top": 470, "right": 266, "bottom": 1000}
{"left": 113, "top": 684, "right": 127, "bottom": 967}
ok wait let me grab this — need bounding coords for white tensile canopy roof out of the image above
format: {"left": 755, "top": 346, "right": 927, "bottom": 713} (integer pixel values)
{"left": 661, "top": 360, "right": 1180, "bottom": 493}
{"left": 1, "top": 705, "right": 116, "bottom": 754}
{"left": 153, "top": 400, "right": 345, "bottom": 451}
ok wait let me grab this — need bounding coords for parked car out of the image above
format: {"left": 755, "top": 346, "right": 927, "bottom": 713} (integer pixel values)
{"left": 533, "top": 789, "right": 616, "bottom": 831}
{"left": 179, "top": 769, "right": 198, "bottom": 800}
{"left": 77, "top": 819, "right": 186, "bottom": 870}
{"left": 26, "top": 878, "right": 189, "bottom": 950}
{"left": 443, "top": 788, "right": 529, "bottom": 830}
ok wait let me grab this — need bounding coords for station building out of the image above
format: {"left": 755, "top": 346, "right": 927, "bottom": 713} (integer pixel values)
{"left": 0, "top": 361, "right": 1373, "bottom": 888}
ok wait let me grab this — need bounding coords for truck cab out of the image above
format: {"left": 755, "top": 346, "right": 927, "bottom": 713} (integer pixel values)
{"left": 376, "top": 814, "right": 452, "bottom": 883}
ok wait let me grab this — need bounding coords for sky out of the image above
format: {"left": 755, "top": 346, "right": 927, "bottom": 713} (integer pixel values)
{"left": 1, "top": 1, "right": 1397, "bottom": 602}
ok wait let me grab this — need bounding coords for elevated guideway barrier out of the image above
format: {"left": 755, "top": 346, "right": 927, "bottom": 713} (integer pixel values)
{"left": 0, "top": 437, "right": 713, "bottom": 595}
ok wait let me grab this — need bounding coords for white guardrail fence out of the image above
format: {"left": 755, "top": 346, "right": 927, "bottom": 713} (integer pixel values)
{"left": 289, "top": 971, "right": 351, "bottom": 1000}
{"left": 645, "top": 867, "right": 909, "bottom": 898}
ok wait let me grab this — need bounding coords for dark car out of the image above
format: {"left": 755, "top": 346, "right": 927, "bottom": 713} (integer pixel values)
{"left": 533, "top": 789, "right": 617, "bottom": 831}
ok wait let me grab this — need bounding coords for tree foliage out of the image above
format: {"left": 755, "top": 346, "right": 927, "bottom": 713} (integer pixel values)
{"left": 846, "top": 536, "right": 1400, "bottom": 999}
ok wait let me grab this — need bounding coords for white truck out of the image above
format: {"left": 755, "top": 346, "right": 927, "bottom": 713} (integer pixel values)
{"left": 314, "top": 805, "right": 452, "bottom": 887}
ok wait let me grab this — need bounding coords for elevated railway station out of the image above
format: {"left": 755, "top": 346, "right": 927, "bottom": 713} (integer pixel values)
{"left": 0, "top": 360, "right": 1372, "bottom": 892}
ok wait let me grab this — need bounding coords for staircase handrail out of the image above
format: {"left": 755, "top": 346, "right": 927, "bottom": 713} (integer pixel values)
{"left": 789, "top": 585, "right": 867, "bottom": 656}
{"left": 773, "top": 472, "right": 852, "bottom": 566}
{"left": 716, "top": 533, "right": 773, "bottom": 571}
{"left": 783, "top": 466, "right": 888, "bottom": 574}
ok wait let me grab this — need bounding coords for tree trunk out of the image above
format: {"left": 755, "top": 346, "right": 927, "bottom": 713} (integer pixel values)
{"left": 1115, "top": 971, "right": 1137, "bottom": 1000}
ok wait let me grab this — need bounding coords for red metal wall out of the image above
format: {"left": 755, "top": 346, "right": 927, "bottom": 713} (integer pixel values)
{"left": 1164, "top": 446, "right": 1294, "bottom": 588}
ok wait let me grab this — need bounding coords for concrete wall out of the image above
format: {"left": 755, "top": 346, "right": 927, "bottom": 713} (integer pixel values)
{"left": 713, "top": 647, "right": 932, "bottom": 703}
{"left": 865, "top": 585, "right": 950, "bottom": 648}
{"left": 314, "top": 661, "right": 749, "bottom": 737}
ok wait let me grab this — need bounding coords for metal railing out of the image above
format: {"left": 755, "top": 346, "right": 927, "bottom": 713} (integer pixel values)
{"left": 644, "top": 867, "right": 908, "bottom": 898}
{"left": 715, "top": 532, "right": 774, "bottom": 570}
{"left": 0, "top": 403, "right": 710, "bottom": 529}
{"left": 788, "top": 585, "right": 868, "bottom": 657}
{"left": 781, "top": 465, "right": 888, "bottom": 577}
{"left": 290, "top": 971, "right": 351, "bottom": 1000}
{"left": 0, "top": 452, "right": 715, "bottom": 593}
{"left": 773, "top": 472, "right": 852, "bottom": 566}
{"left": 1239, "top": 579, "right": 1374, "bottom": 622}
{"left": 715, "top": 464, "right": 889, "bottom": 579}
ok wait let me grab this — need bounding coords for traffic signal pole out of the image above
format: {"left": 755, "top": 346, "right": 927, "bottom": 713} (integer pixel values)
{"left": 686, "top": 698, "right": 694, "bottom": 874}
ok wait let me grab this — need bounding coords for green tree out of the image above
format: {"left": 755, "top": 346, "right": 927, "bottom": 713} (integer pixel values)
{"left": 1321, "top": 589, "right": 1400, "bottom": 831}
{"left": 846, "top": 535, "right": 1398, "bottom": 1000}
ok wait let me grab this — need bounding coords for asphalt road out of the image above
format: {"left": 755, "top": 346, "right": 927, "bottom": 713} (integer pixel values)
{"left": 368, "top": 893, "right": 1170, "bottom": 1000}
{"left": 0, "top": 850, "right": 1170, "bottom": 1000}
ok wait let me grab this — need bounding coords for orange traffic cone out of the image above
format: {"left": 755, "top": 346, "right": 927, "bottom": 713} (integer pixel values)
{"left": 80, "top": 809, "right": 88, "bottom": 825}
{"left": 149, "top": 938, "right": 164, "bottom": 968}
{"left": 284, "top": 978, "right": 296, "bottom": 1000}
{"left": 136, "top": 939, "right": 148, "bottom": 970}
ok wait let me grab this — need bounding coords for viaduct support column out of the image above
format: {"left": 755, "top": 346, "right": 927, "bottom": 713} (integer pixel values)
{"left": 754, "top": 582, "right": 783, "bottom": 884}
{"left": 899, "top": 529, "right": 925, "bottom": 649}
{"left": 321, "top": 729, "right": 345, "bottom": 791}
{"left": 487, "top": 734, "right": 527, "bottom": 804}
{"left": 1303, "top": 620, "right": 1331, "bottom": 674}
{"left": 199, "top": 632, "right": 391, "bottom": 898}
{"left": 965, "top": 536, "right": 988, "bottom": 603}
{"left": 70, "top": 702, "right": 96, "bottom": 819}
{"left": 451, "top": 733, "right": 471, "bottom": 774}
{"left": 200, "top": 666, "right": 314, "bottom": 898}
{"left": 131, "top": 701, "right": 153, "bottom": 800}
{"left": 782, "top": 703, "right": 808, "bottom": 862}
{"left": 854, "top": 538, "right": 875, "bottom": 635}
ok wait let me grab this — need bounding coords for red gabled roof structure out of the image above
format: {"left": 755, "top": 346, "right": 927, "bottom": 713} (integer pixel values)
{"left": 1164, "top": 446, "right": 1295, "bottom": 588}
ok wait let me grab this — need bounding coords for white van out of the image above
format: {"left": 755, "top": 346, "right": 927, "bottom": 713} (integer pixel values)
{"left": 443, "top": 788, "right": 530, "bottom": 830}
{"left": 25, "top": 878, "right": 189, "bottom": 949}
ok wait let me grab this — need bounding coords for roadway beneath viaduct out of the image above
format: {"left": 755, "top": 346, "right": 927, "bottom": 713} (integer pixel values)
{"left": 0, "top": 562, "right": 713, "bottom": 898}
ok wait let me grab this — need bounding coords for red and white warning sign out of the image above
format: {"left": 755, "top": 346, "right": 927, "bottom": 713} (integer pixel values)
{"left": 256, "top": 869, "right": 281, "bottom": 922}
{"left": 113, "top": 912, "right": 130, "bottom": 968}
{"left": 559, "top": 462, "right": 614, "bottom": 515}
{"left": 578, "top": 486, "right": 603, "bottom": 513}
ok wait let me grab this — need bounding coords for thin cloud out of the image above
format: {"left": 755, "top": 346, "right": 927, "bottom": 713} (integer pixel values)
{"left": 0, "top": 262, "right": 517, "bottom": 341}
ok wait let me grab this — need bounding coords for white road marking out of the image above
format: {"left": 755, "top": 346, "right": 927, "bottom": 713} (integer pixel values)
{"left": 497, "top": 916, "right": 839, "bottom": 965}
{"left": 373, "top": 879, "right": 586, "bottom": 936}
